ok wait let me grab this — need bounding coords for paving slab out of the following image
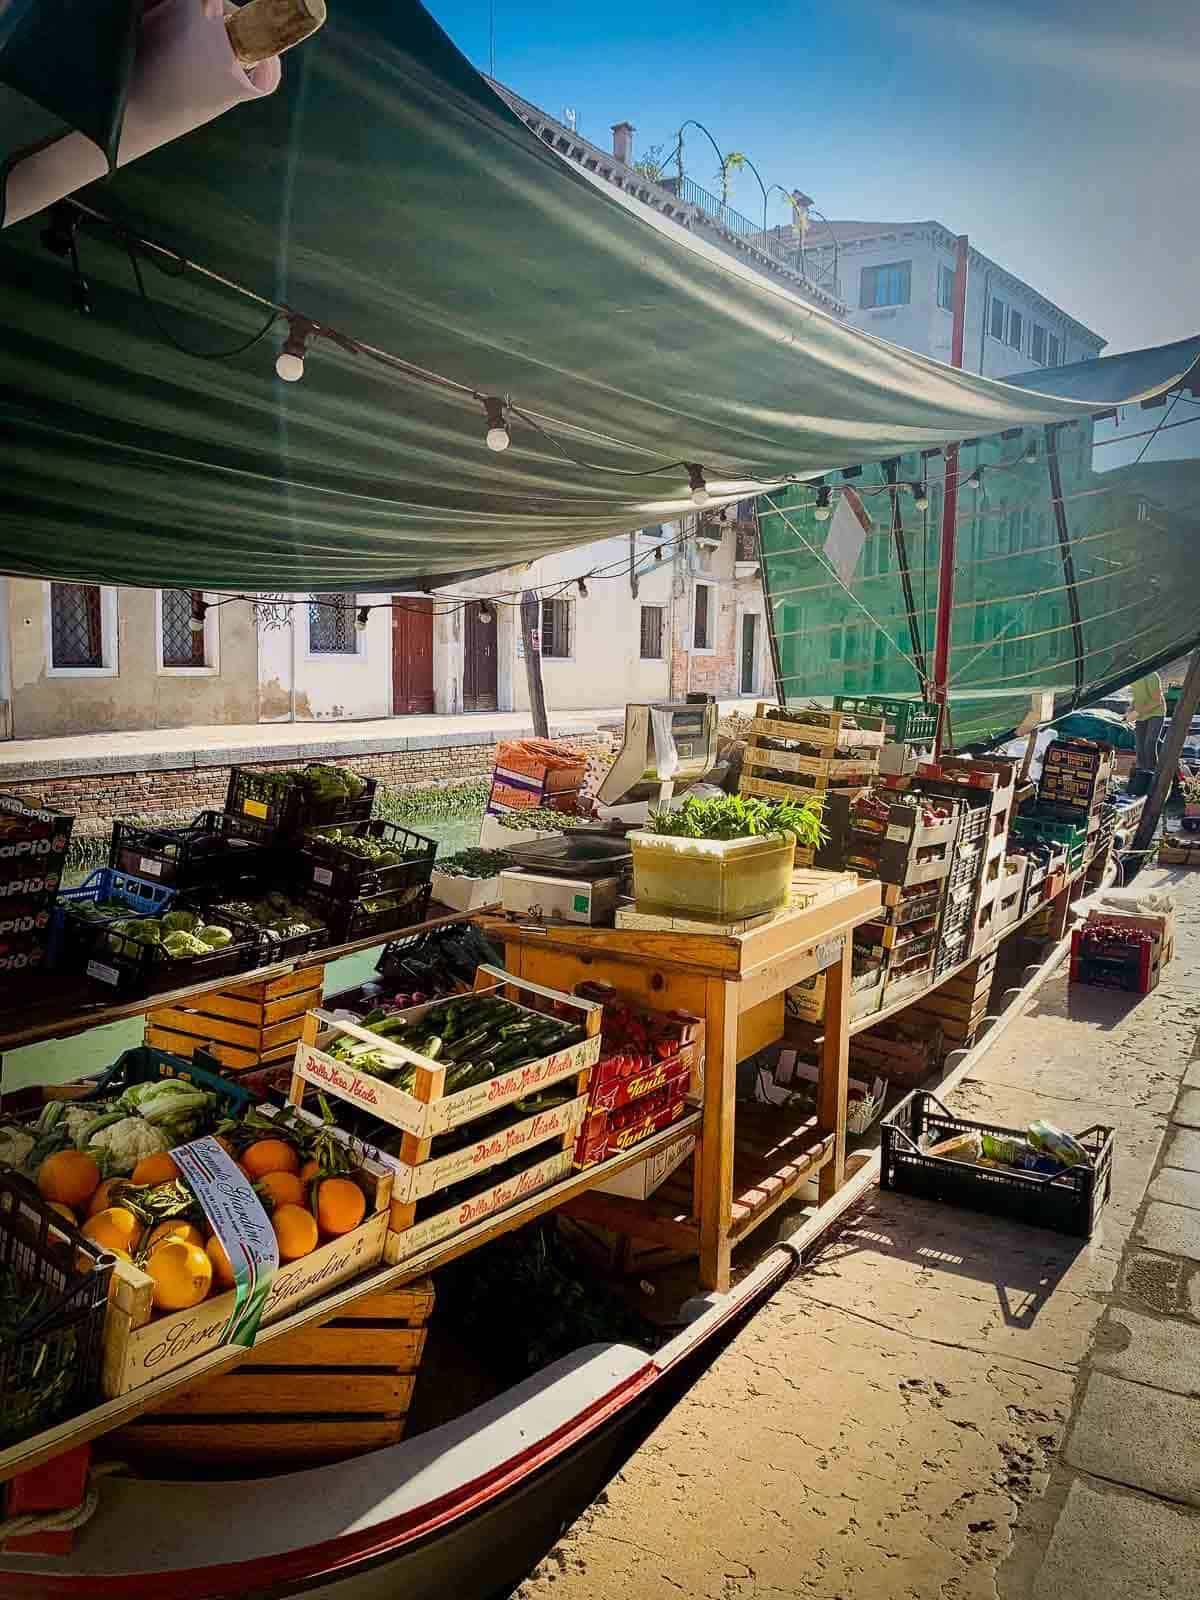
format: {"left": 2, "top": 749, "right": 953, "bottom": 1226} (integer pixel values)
{"left": 1146, "top": 1165, "right": 1200, "bottom": 1210}
{"left": 1033, "top": 1476, "right": 1200, "bottom": 1600}
{"left": 1184, "top": 1061, "right": 1200, "bottom": 1090}
{"left": 1136, "top": 1201, "right": 1200, "bottom": 1262}
{"left": 1091, "top": 1306, "right": 1200, "bottom": 1397}
{"left": 1065, "top": 1371, "right": 1200, "bottom": 1506}
{"left": 1162, "top": 1127, "right": 1200, "bottom": 1172}
{"left": 1171, "top": 1089, "right": 1200, "bottom": 1128}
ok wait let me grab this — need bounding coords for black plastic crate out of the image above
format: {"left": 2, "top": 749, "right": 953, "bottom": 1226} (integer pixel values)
{"left": 225, "top": 765, "right": 377, "bottom": 839}
{"left": 882, "top": 1091, "right": 1114, "bottom": 1238}
{"left": 308, "top": 881, "right": 433, "bottom": 944}
{"left": 0, "top": 792, "right": 73, "bottom": 895}
{"left": 954, "top": 805, "right": 989, "bottom": 847}
{"left": 0, "top": 1172, "right": 114, "bottom": 1445}
{"left": 84, "top": 903, "right": 259, "bottom": 996}
{"left": 194, "top": 888, "right": 330, "bottom": 964}
{"left": 110, "top": 810, "right": 274, "bottom": 892}
{"left": 300, "top": 820, "right": 436, "bottom": 900}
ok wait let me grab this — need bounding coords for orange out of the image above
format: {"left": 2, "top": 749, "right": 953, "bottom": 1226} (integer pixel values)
{"left": 82, "top": 1206, "right": 143, "bottom": 1255}
{"left": 145, "top": 1239, "right": 213, "bottom": 1312}
{"left": 145, "top": 1219, "right": 205, "bottom": 1253}
{"left": 87, "top": 1178, "right": 122, "bottom": 1218}
{"left": 255, "top": 1170, "right": 305, "bottom": 1210}
{"left": 37, "top": 1150, "right": 101, "bottom": 1211}
{"left": 314, "top": 1177, "right": 366, "bottom": 1237}
{"left": 206, "top": 1234, "right": 237, "bottom": 1290}
{"left": 272, "top": 1203, "right": 318, "bottom": 1261}
{"left": 299, "top": 1158, "right": 319, "bottom": 1185}
{"left": 131, "top": 1151, "right": 180, "bottom": 1187}
{"left": 240, "top": 1139, "right": 300, "bottom": 1180}
{"left": 46, "top": 1201, "right": 77, "bottom": 1227}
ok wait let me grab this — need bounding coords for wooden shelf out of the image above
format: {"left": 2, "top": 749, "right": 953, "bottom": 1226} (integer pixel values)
{"left": 0, "top": 907, "right": 472, "bottom": 1056}
{"left": 0, "top": 1111, "right": 701, "bottom": 1485}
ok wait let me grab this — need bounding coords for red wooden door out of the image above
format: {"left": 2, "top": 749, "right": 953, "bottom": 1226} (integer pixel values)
{"left": 391, "top": 598, "right": 435, "bottom": 714}
{"left": 463, "top": 602, "right": 498, "bottom": 711}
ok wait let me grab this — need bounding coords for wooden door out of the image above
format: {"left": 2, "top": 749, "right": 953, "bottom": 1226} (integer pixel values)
{"left": 463, "top": 602, "right": 498, "bottom": 711}
{"left": 740, "top": 614, "right": 758, "bottom": 695}
{"left": 391, "top": 598, "right": 435, "bottom": 714}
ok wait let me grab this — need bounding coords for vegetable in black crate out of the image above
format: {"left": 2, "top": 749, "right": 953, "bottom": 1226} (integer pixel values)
{"left": 225, "top": 762, "right": 376, "bottom": 838}
{"left": 301, "top": 820, "right": 436, "bottom": 899}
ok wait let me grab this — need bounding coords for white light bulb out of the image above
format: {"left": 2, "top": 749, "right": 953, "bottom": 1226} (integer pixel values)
{"left": 691, "top": 486, "right": 710, "bottom": 507}
{"left": 276, "top": 351, "right": 305, "bottom": 382}
{"left": 486, "top": 425, "right": 510, "bottom": 452}
{"left": 188, "top": 615, "right": 205, "bottom": 634}
{"left": 814, "top": 503, "right": 832, "bottom": 522}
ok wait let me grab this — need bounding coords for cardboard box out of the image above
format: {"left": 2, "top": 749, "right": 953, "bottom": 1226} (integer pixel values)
{"left": 594, "top": 1131, "right": 695, "bottom": 1199}
{"left": 431, "top": 867, "right": 504, "bottom": 912}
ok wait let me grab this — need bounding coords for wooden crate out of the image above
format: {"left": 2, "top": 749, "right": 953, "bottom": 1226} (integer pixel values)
{"left": 111, "top": 1283, "right": 434, "bottom": 1469}
{"left": 145, "top": 966, "right": 324, "bottom": 1072}
{"left": 744, "top": 745, "right": 879, "bottom": 782}
{"left": 740, "top": 772, "right": 867, "bottom": 802}
{"left": 750, "top": 704, "right": 886, "bottom": 753}
{"left": 850, "top": 1018, "right": 943, "bottom": 1087}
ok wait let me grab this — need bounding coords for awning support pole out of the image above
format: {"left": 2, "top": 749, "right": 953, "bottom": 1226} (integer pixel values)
{"left": 1131, "top": 650, "right": 1200, "bottom": 863}
{"left": 933, "top": 233, "right": 970, "bottom": 759}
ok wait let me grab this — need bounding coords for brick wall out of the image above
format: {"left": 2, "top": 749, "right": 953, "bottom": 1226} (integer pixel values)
{"left": 7, "top": 738, "right": 607, "bottom": 827}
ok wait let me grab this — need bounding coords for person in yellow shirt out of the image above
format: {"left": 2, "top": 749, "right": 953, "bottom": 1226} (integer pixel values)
{"left": 1130, "top": 672, "right": 1166, "bottom": 770}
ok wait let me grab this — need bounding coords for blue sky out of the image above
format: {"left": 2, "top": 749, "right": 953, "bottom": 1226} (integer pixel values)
{"left": 429, "top": 0, "right": 1198, "bottom": 357}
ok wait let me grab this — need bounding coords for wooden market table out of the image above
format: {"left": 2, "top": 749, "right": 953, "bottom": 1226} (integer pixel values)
{"left": 480, "top": 881, "right": 882, "bottom": 1293}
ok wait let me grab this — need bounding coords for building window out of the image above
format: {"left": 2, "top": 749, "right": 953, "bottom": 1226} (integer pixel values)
{"left": 989, "top": 298, "right": 1006, "bottom": 341}
{"left": 639, "top": 605, "right": 665, "bottom": 660}
{"left": 1007, "top": 309, "right": 1024, "bottom": 352}
{"left": 540, "top": 597, "right": 573, "bottom": 658}
{"left": 859, "top": 260, "right": 911, "bottom": 309}
{"left": 693, "top": 582, "right": 715, "bottom": 651}
{"left": 309, "top": 593, "right": 357, "bottom": 654}
{"left": 160, "top": 590, "right": 207, "bottom": 668}
{"left": 1030, "top": 324, "right": 1047, "bottom": 365}
{"left": 50, "top": 583, "right": 103, "bottom": 669}
{"left": 937, "top": 263, "right": 956, "bottom": 310}
{"left": 1047, "top": 333, "right": 1061, "bottom": 367}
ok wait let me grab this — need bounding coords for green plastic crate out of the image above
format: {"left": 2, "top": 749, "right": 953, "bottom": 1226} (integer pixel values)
{"left": 1011, "top": 814, "right": 1087, "bottom": 871}
{"left": 833, "top": 695, "right": 938, "bottom": 745}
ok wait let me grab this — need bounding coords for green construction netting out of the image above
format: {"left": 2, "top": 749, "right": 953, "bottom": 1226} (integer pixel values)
{"left": 757, "top": 362, "right": 1200, "bottom": 748}
{"left": 3, "top": 1, "right": 1194, "bottom": 592}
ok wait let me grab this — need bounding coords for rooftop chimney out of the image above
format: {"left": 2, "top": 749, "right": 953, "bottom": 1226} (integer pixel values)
{"left": 611, "top": 121, "right": 635, "bottom": 166}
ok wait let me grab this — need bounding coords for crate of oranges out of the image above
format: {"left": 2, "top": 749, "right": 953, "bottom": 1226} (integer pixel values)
{"left": 29, "top": 1104, "right": 393, "bottom": 1399}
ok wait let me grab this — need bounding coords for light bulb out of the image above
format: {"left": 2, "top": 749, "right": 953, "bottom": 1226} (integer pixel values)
{"left": 577, "top": 577, "right": 589, "bottom": 598}
{"left": 814, "top": 485, "right": 832, "bottom": 522}
{"left": 655, "top": 546, "right": 663, "bottom": 562}
{"left": 478, "top": 600, "right": 494, "bottom": 624}
{"left": 483, "top": 397, "right": 510, "bottom": 452}
{"left": 964, "top": 468, "right": 982, "bottom": 489}
{"left": 687, "top": 463, "right": 709, "bottom": 506}
{"left": 1023, "top": 442, "right": 1038, "bottom": 464}
{"left": 188, "top": 614, "right": 205, "bottom": 634}
{"left": 908, "top": 481, "right": 929, "bottom": 511}
{"left": 275, "top": 314, "right": 313, "bottom": 382}
{"left": 275, "top": 350, "right": 305, "bottom": 382}
{"left": 355, "top": 606, "right": 370, "bottom": 631}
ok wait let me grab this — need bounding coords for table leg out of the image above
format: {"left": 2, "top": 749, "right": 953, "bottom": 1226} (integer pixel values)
{"left": 698, "top": 978, "right": 737, "bottom": 1293}
{"left": 817, "top": 932, "right": 850, "bottom": 1204}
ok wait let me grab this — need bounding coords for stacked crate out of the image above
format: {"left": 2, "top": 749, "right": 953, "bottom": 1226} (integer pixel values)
{"left": 910, "top": 757, "right": 1017, "bottom": 958}
{"left": 1035, "top": 739, "right": 1115, "bottom": 865}
{"left": 0, "top": 793, "right": 74, "bottom": 982}
{"left": 935, "top": 802, "right": 988, "bottom": 976}
{"left": 818, "top": 791, "right": 961, "bottom": 1001}
{"left": 902, "top": 950, "right": 997, "bottom": 1055}
{"left": 740, "top": 707, "right": 884, "bottom": 860}
{"left": 145, "top": 966, "right": 325, "bottom": 1072}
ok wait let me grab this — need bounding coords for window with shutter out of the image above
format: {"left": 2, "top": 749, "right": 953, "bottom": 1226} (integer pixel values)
{"left": 309, "top": 593, "right": 357, "bottom": 653}
{"left": 639, "top": 605, "right": 664, "bottom": 660}
{"left": 541, "top": 597, "right": 573, "bottom": 657}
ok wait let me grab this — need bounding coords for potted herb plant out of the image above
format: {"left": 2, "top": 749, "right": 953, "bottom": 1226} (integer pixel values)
{"left": 629, "top": 793, "right": 826, "bottom": 922}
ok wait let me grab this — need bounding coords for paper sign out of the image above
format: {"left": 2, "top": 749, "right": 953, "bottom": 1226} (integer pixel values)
{"left": 886, "top": 823, "right": 913, "bottom": 842}
{"left": 823, "top": 486, "right": 872, "bottom": 585}
{"left": 173, "top": 1136, "right": 279, "bottom": 1348}
{"left": 243, "top": 799, "right": 269, "bottom": 821}
{"left": 139, "top": 857, "right": 162, "bottom": 878}
{"left": 313, "top": 866, "right": 334, "bottom": 887}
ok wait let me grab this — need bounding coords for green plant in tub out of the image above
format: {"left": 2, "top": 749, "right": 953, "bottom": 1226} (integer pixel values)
{"left": 645, "top": 792, "right": 826, "bottom": 848}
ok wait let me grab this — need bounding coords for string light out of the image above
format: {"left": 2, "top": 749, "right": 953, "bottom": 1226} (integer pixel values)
{"left": 355, "top": 606, "right": 370, "bottom": 630}
{"left": 908, "top": 481, "right": 929, "bottom": 511}
{"left": 687, "top": 464, "right": 710, "bottom": 507}
{"left": 1023, "top": 440, "right": 1039, "bottom": 464}
{"left": 577, "top": 576, "right": 589, "bottom": 598}
{"left": 483, "top": 397, "right": 510, "bottom": 452}
{"left": 814, "top": 485, "right": 832, "bottom": 521}
{"left": 655, "top": 545, "right": 664, "bottom": 561}
{"left": 963, "top": 467, "right": 983, "bottom": 489}
{"left": 188, "top": 598, "right": 208, "bottom": 634}
{"left": 276, "top": 315, "right": 313, "bottom": 382}
{"left": 477, "top": 600, "right": 495, "bottom": 624}
{"left": 40, "top": 203, "right": 91, "bottom": 317}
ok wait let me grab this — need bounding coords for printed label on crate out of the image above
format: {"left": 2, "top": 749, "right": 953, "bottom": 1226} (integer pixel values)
{"left": 139, "top": 857, "right": 162, "bottom": 878}
{"left": 886, "top": 823, "right": 913, "bottom": 843}
{"left": 388, "top": 1149, "right": 573, "bottom": 1261}
{"left": 87, "top": 959, "right": 121, "bottom": 987}
{"left": 312, "top": 866, "right": 334, "bottom": 887}
{"left": 0, "top": 836, "right": 64, "bottom": 861}
{"left": 243, "top": 798, "right": 270, "bottom": 821}
{"left": 173, "top": 1136, "right": 278, "bottom": 1348}
{"left": 377, "top": 1094, "right": 588, "bottom": 1201}
{"left": 0, "top": 871, "right": 59, "bottom": 898}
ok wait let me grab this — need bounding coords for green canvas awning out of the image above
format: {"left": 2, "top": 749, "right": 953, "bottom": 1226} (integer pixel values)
{"left": 1, "top": 0, "right": 1198, "bottom": 593}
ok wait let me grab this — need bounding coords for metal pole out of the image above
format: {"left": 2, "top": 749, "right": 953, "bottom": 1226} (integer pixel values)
{"left": 1130, "top": 651, "right": 1200, "bottom": 862}
{"left": 932, "top": 233, "right": 970, "bottom": 759}
{"left": 520, "top": 589, "right": 549, "bottom": 739}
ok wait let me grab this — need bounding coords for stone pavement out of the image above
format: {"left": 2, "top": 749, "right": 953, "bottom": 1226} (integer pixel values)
{"left": 517, "top": 865, "right": 1200, "bottom": 1600}
{"left": 0, "top": 701, "right": 761, "bottom": 781}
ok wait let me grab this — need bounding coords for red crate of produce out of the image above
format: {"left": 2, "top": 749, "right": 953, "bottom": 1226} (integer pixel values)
{"left": 1070, "top": 923, "right": 1161, "bottom": 995}
{"left": 574, "top": 1083, "right": 689, "bottom": 1168}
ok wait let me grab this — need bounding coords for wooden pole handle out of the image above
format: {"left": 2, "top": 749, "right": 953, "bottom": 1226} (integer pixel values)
{"left": 225, "top": 0, "right": 327, "bottom": 68}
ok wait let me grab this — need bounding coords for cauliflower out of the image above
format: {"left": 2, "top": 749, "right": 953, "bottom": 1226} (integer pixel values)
{"left": 63, "top": 1105, "right": 108, "bottom": 1145}
{"left": 0, "top": 1125, "right": 35, "bottom": 1171}
{"left": 86, "top": 1116, "right": 170, "bottom": 1175}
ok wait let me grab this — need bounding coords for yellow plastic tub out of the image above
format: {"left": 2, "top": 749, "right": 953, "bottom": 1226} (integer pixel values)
{"left": 628, "top": 831, "right": 797, "bottom": 922}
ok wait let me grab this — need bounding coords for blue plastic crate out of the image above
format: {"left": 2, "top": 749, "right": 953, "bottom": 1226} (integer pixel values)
{"left": 49, "top": 867, "right": 176, "bottom": 972}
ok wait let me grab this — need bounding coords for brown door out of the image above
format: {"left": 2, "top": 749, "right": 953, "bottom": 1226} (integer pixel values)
{"left": 463, "top": 602, "right": 498, "bottom": 711}
{"left": 391, "top": 598, "right": 435, "bottom": 714}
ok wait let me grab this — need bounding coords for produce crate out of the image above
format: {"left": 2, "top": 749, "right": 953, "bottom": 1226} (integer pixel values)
{"left": 786, "top": 953, "right": 884, "bottom": 1024}
{"left": 743, "top": 745, "right": 879, "bottom": 783}
{"left": 740, "top": 771, "right": 866, "bottom": 802}
{"left": 493, "top": 739, "right": 587, "bottom": 791}
{"left": 855, "top": 916, "right": 938, "bottom": 957}
{"left": 911, "top": 759, "right": 1016, "bottom": 855}
{"left": 0, "top": 1172, "right": 114, "bottom": 1445}
{"left": 881, "top": 947, "right": 935, "bottom": 1002}
{"left": 225, "top": 765, "right": 377, "bottom": 838}
{"left": 306, "top": 880, "right": 434, "bottom": 944}
{"left": 1011, "top": 814, "right": 1087, "bottom": 872}
{"left": 0, "top": 792, "right": 73, "bottom": 893}
{"left": 145, "top": 967, "right": 325, "bottom": 1073}
{"left": 110, "top": 1281, "right": 434, "bottom": 1469}
{"left": 833, "top": 695, "right": 938, "bottom": 746}
{"left": 301, "top": 820, "right": 437, "bottom": 901}
{"left": 198, "top": 889, "right": 329, "bottom": 965}
{"left": 1041, "top": 739, "right": 1114, "bottom": 777}
{"left": 109, "top": 810, "right": 274, "bottom": 893}
{"left": 84, "top": 904, "right": 259, "bottom": 997}
{"left": 49, "top": 867, "right": 176, "bottom": 973}
{"left": 103, "top": 1109, "right": 392, "bottom": 1398}
{"left": 850, "top": 1016, "right": 943, "bottom": 1087}
{"left": 882, "top": 1091, "right": 1114, "bottom": 1238}
{"left": 818, "top": 793, "right": 960, "bottom": 887}
{"left": 384, "top": 1144, "right": 573, "bottom": 1264}
{"left": 8, "top": 1046, "right": 259, "bottom": 1128}
{"left": 574, "top": 1078, "right": 690, "bottom": 1168}
{"left": 880, "top": 882, "right": 943, "bottom": 926}
{"left": 1070, "top": 925, "right": 1163, "bottom": 995}
{"left": 291, "top": 964, "right": 602, "bottom": 1142}
{"left": 751, "top": 705, "right": 885, "bottom": 753}
{"left": 430, "top": 855, "right": 511, "bottom": 912}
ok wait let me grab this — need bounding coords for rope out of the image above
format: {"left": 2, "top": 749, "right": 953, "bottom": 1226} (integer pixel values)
{"left": 0, "top": 1462, "right": 127, "bottom": 1542}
